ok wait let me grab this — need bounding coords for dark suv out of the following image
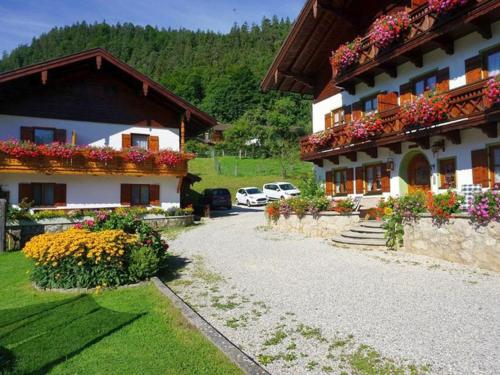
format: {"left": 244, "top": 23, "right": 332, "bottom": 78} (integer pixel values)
{"left": 203, "top": 188, "right": 232, "bottom": 210}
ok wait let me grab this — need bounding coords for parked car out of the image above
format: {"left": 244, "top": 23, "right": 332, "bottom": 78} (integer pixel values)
{"left": 203, "top": 188, "right": 232, "bottom": 210}
{"left": 263, "top": 182, "right": 301, "bottom": 200}
{"left": 236, "top": 187, "right": 268, "bottom": 207}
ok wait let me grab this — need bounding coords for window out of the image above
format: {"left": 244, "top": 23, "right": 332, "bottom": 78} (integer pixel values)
{"left": 414, "top": 73, "right": 437, "bottom": 96}
{"left": 332, "top": 108, "right": 345, "bottom": 126}
{"left": 334, "top": 169, "right": 347, "bottom": 194}
{"left": 32, "top": 183, "right": 55, "bottom": 206}
{"left": 438, "top": 158, "right": 456, "bottom": 189}
{"left": 365, "top": 164, "right": 383, "bottom": 193}
{"left": 363, "top": 96, "right": 378, "bottom": 115}
{"left": 492, "top": 146, "right": 500, "bottom": 185}
{"left": 131, "top": 134, "right": 149, "bottom": 149}
{"left": 486, "top": 49, "right": 500, "bottom": 77}
{"left": 34, "top": 128, "right": 55, "bottom": 144}
{"left": 131, "top": 184, "right": 150, "bottom": 206}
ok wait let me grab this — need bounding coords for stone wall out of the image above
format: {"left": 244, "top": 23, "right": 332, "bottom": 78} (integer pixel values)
{"left": 5, "top": 214, "right": 194, "bottom": 251}
{"left": 270, "top": 212, "right": 360, "bottom": 238}
{"left": 403, "top": 215, "right": 500, "bottom": 272}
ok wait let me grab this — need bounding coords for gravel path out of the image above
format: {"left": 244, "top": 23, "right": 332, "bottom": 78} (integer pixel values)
{"left": 166, "top": 208, "right": 500, "bottom": 375}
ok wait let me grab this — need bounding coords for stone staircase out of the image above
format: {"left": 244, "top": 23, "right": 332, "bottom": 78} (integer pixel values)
{"left": 332, "top": 220, "right": 388, "bottom": 249}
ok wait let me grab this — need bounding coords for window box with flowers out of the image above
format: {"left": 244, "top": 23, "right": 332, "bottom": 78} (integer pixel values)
{"left": 484, "top": 75, "right": 500, "bottom": 107}
{"left": 344, "top": 115, "right": 384, "bottom": 142}
{"left": 428, "top": 0, "right": 471, "bottom": 16}
{"left": 330, "top": 38, "right": 362, "bottom": 75}
{"left": 304, "top": 129, "right": 336, "bottom": 152}
{"left": 400, "top": 92, "right": 449, "bottom": 129}
{"left": 369, "top": 11, "right": 411, "bottom": 50}
{"left": 125, "top": 147, "right": 153, "bottom": 164}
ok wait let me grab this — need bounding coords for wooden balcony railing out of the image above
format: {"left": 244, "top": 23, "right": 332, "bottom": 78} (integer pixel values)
{"left": 0, "top": 149, "right": 192, "bottom": 177}
{"left": 301, "top": 79, "right": 497, "bottom": 160}
{"left": 334, "top": 0, "right": 498, "bottom": 91}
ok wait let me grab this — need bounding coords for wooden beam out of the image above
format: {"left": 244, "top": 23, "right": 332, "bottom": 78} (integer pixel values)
{"left": 444, "top": 130, "right": 461, "bottom": 144}
{"left": 359, "top": 74, "right": 374, "bottom": 87}
{"left": 41, "top": 70, "right": 48, "bottom": 85}
{"left": 345, "top": 151, "right": 357, "bottom": 162}
{"left": 479, "top": 122, "right": 498, "bottom": 138}
{"left": 363, "top": 147, "right": 378, "bottom": 159}
{"left": 413, "top": 136, "right": 430, "bottom": 150}
{"left": 279, "top": 70, "right": 315, "bottom": 88}
{"left": 342, "top": 83, "right": 356, "bottom": 95}
{"left": 96, "top": 55, "right": 102, "bottom": 70}
{"left": 403, "top": 53, "right": 423, "bottom": 68}
{"left": 314, "top": 0, "right": 358, "bottom": 27}
{"left": 434, "top": 37, "right": 454, "bottom": 55}
{"left": 312, "top": 159, "right": 324, "bottom": 167}
{"left": 468, "top": 19, "right": 492, "bottom": 39}
{"left": 142, "top": 82, "right": 149, "bottom": 96}
{"left": 180, "top": 114, "right": 186, "bottom": 152}
{"left": 380, "top": 64, "right": 397, "bottom": 78}
{"left": 327, "top": 155, "right": 339, "bottom": 165}
{"left": 384, "top": 143, "right": 402, "bottom": 155}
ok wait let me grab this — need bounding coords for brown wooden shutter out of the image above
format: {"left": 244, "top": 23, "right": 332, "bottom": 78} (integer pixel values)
{"left": 436, "top": 67, "right": 450, "bottom": 93}
{"left": 465, "top": 55, "right": 483, "bottom": 84}
{"left": 399, "top": 82, "right": 413, "bottom": 105}
{"left": 471, "top": 149, "right": 489, "bottom": 187}
{"left": 355, "top": 166, "right": 364, "bottom": 194}
{"left": 149, "top": 184, "right": 160, "bottom": 206}
{"left": 54, "top": 184, "right": 67, "bottom": 206}
{"left": 343, "top": 105, "right": 352, "bottom": 124}
{"left": 122, "top": 134, "right": 132, "bottom": 149}
{"left": 120, "top": 184, "right": 132, "bottom": 205}
{"left": 377, "top": 91, "right": 398, "bottom": 112}
{"left": 325, "top": 171, "right": 333, "bottom": 196}
{"left": 20, "top": 127, "right": 34, "bottom": 142}
{"left": 325, "top": 112, "right": 332, "bottom": 129}
{"left": 18, "top": 183, "right": 33, "bottom": 204}
{"left": 148, "top": 136, "right": 159, "bottom": 152}
{"left": 54, "top": 129, "right": 67, "bottom": 143}
{"left": 346, "top": 168, "right": 354, "bottom": 194}
{"left": 489, "top": 148, "right": 496, "bottom": 189}
{"left": 381, "top": 164, "right": 391, "bottom": 192}
{"left": 352, "top": 102, "right": 362, "bottom": 120}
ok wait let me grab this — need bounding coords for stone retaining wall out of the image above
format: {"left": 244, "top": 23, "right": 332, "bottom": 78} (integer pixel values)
{"left": 6, "top": 214, "right": 194, "bottom": 250}
{"left": 403, "top": 215, "right": 500, "bottom": 272}
{"left": 270, "top": 212, "right": 360, "bottom": 238}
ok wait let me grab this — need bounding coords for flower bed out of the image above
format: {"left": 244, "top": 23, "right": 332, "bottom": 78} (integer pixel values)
{"left": 369, "top": 11, "right": 410, "bottom": 50}
{"left": 23, "top": 209, "right": 171, "bottom": 289}
{"left": 330, "top": 38, "right": 362, "bottom": 73}
{"left": 428, "top": 0, "right": 470, "bottom": 16}
{"left": 400, "top": 93, "right": 449, "bottom": 129}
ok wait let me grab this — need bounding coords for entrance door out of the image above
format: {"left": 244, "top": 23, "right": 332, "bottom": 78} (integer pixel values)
{"left": 408, "top": 153, "right": 431, "bottom": 193}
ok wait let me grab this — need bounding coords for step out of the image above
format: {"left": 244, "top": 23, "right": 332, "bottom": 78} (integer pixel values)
{"left": 331, "top": 236, "right": 387, "bottom": 247}
{"left": 359, "top": 221, "right": 385, "bottom": 229}
{"left": 341, "top": 231, "right": 385, "bottom": 240}
{"left": 350, "top": 226, "right": 386, "bottom": 234}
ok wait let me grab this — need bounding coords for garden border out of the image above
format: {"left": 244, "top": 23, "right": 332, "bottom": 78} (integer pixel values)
{"left": 151, "top": 277, "right": 269, "bottom": 375}
{"left": 31, "top": 280, "right": 149, "bottom": 293}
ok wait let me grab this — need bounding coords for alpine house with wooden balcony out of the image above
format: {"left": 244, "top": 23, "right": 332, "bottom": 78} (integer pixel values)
{"left": 262, "top": 0, "right": 500, "bottom": 200}
{"left": 0, "top": 49, "right": 216, "bottom": 209}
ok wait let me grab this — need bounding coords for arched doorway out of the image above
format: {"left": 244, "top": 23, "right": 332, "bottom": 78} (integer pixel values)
{"left": 407, "top": 153, "right": 431, "bottom": 193}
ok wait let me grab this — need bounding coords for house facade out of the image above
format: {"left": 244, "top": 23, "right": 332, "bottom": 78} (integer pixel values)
{"left": 263, "top": 0, "right": 499, "bottom": 199}
{"left": 0, "top": 49, "right": 216, "bottom": 209}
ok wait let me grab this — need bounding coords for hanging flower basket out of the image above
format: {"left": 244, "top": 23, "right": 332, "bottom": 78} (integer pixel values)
{"left": 484, "top": 75, "right": 500, "bottom": 107}
{"left": 125, "top": 147, "right": 152, "bottom": 164}
{"left": 0, "top": 140, "right": 40, "bottom": 158}
{"left": 400, "top": 93, "right": 449, "bottom": 129}
{"left": 87, "top": 146, "right": 116, "bottom": 163}
{"left": 428, "top": 0, "right": 470, "bottom": 16}
{"left": 369, "top": 11, "right": 411, "bottom": 50}
{"left": 331, "top": 37, "right": 362, "bottom": 74}
{"left": 156, "top": 150, "right": 183, "bottom": 168}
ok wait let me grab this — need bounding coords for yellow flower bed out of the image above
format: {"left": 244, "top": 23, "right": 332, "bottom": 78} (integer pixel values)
{"left": 23, "top": 228, "right": 138, "bottom": 265}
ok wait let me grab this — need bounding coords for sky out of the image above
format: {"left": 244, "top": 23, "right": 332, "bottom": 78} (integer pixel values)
{"left": 0, "top": 0, "right": 305, "bottom": 54}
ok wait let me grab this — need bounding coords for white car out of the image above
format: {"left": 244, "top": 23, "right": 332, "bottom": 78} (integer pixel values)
{"left": 263, "top": 182, "right": 301, "bottom": 200}
{"left": 236, "top": 187, "right": 268, "bottom": 206}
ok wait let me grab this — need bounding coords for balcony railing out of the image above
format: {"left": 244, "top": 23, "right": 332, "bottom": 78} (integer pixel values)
{"left": 0, "top": 149, "right": 192, "bottom": 177}
{"left": 301, "top": 79, "right": 498, "bottom": 159}
{"left": 333, "top": 0, "right": 497, "bottom": 90}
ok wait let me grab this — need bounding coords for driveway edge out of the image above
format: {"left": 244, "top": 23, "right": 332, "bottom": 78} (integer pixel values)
{"left": 151, "top": 277, "right": 269, "bottom": 375}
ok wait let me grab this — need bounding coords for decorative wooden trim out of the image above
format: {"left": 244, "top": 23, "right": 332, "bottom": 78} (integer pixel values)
{"left": 363, "top": 147, "right": 378, "bottom": 159}
{"left": 345, "top": 152, "right": 357, "bottom": 162}
{"left": 96, "top": 55, "right": 102, "bottom": 70}
{"left": 41, "top": 70, "right": 48, "bottom": 85}
{"left": 444, "top": 130, "right": 461, "bottom": 144}
{"left": 480, "top": 122, "right": 498, "bottom": 138}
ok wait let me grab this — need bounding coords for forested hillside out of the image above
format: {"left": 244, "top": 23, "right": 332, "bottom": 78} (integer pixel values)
{"left": 0, "top": 18, "right": 311, "bottom": 127}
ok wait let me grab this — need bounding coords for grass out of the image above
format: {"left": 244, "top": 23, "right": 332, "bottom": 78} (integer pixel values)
{"left": 188, "top": 156, "right": 312, "bottom": 200}
{"left": 0, "top": 252, "right": 242, "bottom": 374}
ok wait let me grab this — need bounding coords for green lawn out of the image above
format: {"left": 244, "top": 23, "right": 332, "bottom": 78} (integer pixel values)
{"left": 189, "top": 156, "right": 313, "bottom": 198}
{"left": 0, "top": 252, "right": 242, "bottom": 375}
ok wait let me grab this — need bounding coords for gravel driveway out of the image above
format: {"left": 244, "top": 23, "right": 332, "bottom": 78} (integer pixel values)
{"left": 166, "top": 208, "right": 500, "bottom": 375}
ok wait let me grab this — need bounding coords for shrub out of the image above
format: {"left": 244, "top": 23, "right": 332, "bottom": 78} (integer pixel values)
{"left": 265, "top": 201, "right": 281, "bottom": 223}
{"left": 297, "top": 175, "right": 325, "bottom": 199}
{"left": 333, "top": 198, "right": 355, "bottom": 213}
{"left": 32, "top": 210, "right": 68, "bottom": 220}
{"left": 289, "top": 198, "right": 309, "bottom": 219}
{"left": 279, "top": 199, "right": 292, "bottom": 219}
{"left": 308, "top": 197, "right": 330, "bottom": 219}
{"left": 468, "top": 188, "right": 500, "bottom": 225}
{"left": 426, "top": 191, "right": 463, "bottom": 225}
{"left": 128, "top": 246, "right": 160, "bottom": 281}
{"left": 369, "top": 11, "right": 410, "bottom": 49}
{"left": 6, "top": 198, "right": 33, "bottom": 221}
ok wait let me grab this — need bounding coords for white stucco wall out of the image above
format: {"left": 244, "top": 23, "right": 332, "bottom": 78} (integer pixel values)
{"left": 0, "top": 114, "right": 180, "bottom": 151}
{"left": 0, "top": 174, "right": 180, "bottom": 209}
{"left": 312, "top": 21, "right": 500, "bottom": 133}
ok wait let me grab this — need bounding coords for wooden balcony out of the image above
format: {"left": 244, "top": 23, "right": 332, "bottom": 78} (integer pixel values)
{"left": 0, "top": 150, "right": 192, "bottom": 177}
{"left": 301, "top": 79, "right": 500, "bottom": 162}
{"left": 334, "top": 0, "right": 500, "bottom": 94}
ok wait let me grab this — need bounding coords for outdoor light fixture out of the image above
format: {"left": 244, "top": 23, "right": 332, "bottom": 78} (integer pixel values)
{"left": 431, "top": 139, "right": 445, "bottom": 155}
{"left": 386, "top": 158, "right": 394, "bottom": 171}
